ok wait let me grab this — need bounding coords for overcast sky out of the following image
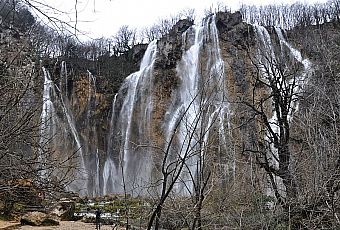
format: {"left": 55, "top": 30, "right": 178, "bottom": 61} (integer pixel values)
{"left": 39, "top": 0, "right": 327, "bottom": 40}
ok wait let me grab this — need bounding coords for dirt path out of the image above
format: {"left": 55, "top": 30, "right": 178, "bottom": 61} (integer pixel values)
{"left": 0, "top": 221, "right": 123, "bottom": 230}
{"left": 0, "top": 220, "right": 20, "bottom": 229}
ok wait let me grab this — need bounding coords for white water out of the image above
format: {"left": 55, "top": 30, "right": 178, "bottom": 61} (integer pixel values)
{"left": 105, "top": 40, "right": 158, "bottom": 195}
{"left": 39, "top": 67, "right": 56, "bottom": 178}
{"left": 86, "top": 70, "right": 100, "bottom": 196}
{"left": 102, "top": 15, "right": 231, "bottom": 196}
{"left": 164, "top": 15, "right": 229, "bottom": 194}
{"left": 41, "top": 17, "right": 311, "bottom": 198}
{"left": 40, "top": 65, "right": 88, "bottom": 195}
{"left": 102, "top": 157, "right": 118, "bottom": 195}
{"left": 104, "top": 94, "right": 118, "bottom": 195}
{"left": 274, "top": 27, "right": 312, "bottom": 123}
{"left": 254, "top": 25, "right": 312, "bottom": 199}
{"left": 40, "top": 68, "right": 55, "bottom": 145}
{"left": 41, "top": 15, "right": 230, "bottom": 196}
{"left": 94, "top": 148, "right": 100, "bottom": 196}
{"left": 58, "top": 65, "right": 87, "bottom": 188}
{"left": 60, "top": 61, "right": 68, "bottom": 94}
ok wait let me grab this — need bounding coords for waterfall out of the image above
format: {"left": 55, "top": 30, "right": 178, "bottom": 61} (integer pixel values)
{"left": 254, "top": 25, "right": 312, "bottom": 199}
{"left": 60, "top": 61, "right": 68, "bottom": 94}
{"left": 254, "top": 25, "right": 282, "bottom": 172}
{"left": 94, "top": 148, "right": 100, "bottom": 196}
{"left": 58, "top": 64, "right": 87, "bottom": 195}
{"left": 105, "top": 40, "right": 158, "bottom": 195}
{"left": 39, "top": 67, "right": 56, "bottom": 178}
{"left": 40, "top": 15, "right": 312, "bottom": 198}
{"left": 274, "top": 27, "right": 312, "bottom": 122}
{"left": 103, "top": 15, "right": 231, "bottom": 196}
{"left": 39, "top": 65, "right": 88, "bottom": 195}
{"left": 40, "top": 68, "right": 55, "bottom": 145}
{"left": 104, "top": 94, "right": 118, "bottom": 194}
{"left": 58, "top": 63, "right": 84, "bottom": 163}
{"left": 163, "top": 15, "right": 229, "bottom": 194}
{"left": 86, "top": 70, "right": 100, "bottom": 197}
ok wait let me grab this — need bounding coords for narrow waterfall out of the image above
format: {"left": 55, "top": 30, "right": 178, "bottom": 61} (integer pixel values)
{"left": 60, "top": 61, "right": 68, "bottom": 94}
{"left": 103, "top": 94, "right": 118, "bottom": 195}
{"left": 39, "top": 67, "right": 56, "bottom": 178}
{"left": 274, "top": 27, "right": 312, "bottom": 122}
{"left": 85, "top": 70, "right": 100, "bottom": 197}
{"left": 254, "top": 25, "right": 312, "bottom": 198}
{"left": 40, "top": 67, "right": 55, "bottom": 146}
{"left": 40, "top": 65, "right": 88, "bottom": 195}
{"left": 58, "top": 64, "right": 88, "bottom": 195}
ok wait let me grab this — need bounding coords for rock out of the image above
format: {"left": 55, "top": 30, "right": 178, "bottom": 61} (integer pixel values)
{"left": 216, "top": 11, "right": 243, "bottom": 33}
{"left": 132, "top": 43, "right": 148, "bottom": 64}
{"left": 216, "top": 11, "right": 255, "bottom": 49}
{"left": 20, "top": 211, "right": 59, "bottom": 226}
{"left": 168, "top": 19, "right": 193, "bottom": 35}
{"left": 155, "top": 19, "right": 193, "bottom": 69}
{"left": 50, "top": 199, "right": 76, "bottom": 221}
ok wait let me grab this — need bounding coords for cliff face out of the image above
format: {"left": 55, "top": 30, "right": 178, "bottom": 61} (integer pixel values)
{"left": 39, "top": 54, "right": 142, "bottom": 196}
{"left": 29, "top": 11, "right": 316, "bottom": 198}
{"left": 101, "top": 12, "right": 264, "bottom": 196}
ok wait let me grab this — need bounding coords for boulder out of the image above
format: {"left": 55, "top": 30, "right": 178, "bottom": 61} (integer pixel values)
{"left": 50, "top": 198, "right": 76, "bottom": 221}
{"left": 20, "top": 211, "right": 59, "bottom": 226}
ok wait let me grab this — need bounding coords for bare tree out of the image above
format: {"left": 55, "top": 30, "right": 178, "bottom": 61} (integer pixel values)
{"left": 113, "top": 25, "right": 136, "bottom": 55}
{"left": 242, "top": 26, "right": 310, "bottom": 207}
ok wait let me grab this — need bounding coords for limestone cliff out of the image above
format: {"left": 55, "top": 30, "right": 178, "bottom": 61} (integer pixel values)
{"left": 19, "top": 11, "right": 317, "bottom": 198}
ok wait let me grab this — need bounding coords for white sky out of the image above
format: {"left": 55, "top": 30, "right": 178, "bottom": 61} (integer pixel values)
{"left": 39, "top": 0, "right": 327, "bottom": 40}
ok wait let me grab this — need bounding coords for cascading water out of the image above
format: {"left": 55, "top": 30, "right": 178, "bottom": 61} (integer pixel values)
{"left": 39, "top": 67, "right": 56, "bottom": 178}
{"left": 274, "top": 27, "right": 312, "bottom": 122}
{"left": 39, "top": 64, "right": 88, "bottom": 195}
{"left": 40, "top": 68, "right": 55, "bottom": 145}
{"left": 40, "top": 13, "right": 311, "bottom": 198}
{"left": 58, "top": 64, "right": 88, "bottom": 195}
{"left": 163, "top": 15, "right": 229, "bottom": 194}
{"left": 105, "top": 40, "right": 158, "bottom": 195}
{"left": 103, "top": 94, "right": 118, "bottom": 195}
{"left": 104, "top": 15, "right": 230, "bottom": 196}
{"left": 254, "top": 25, "right": 312, "bottom": 198}
{"left": 85, "top": 70, "right": 100, "bottom": 197}
{"left": 60, "top": 61, "right": 68, "bottom": 94}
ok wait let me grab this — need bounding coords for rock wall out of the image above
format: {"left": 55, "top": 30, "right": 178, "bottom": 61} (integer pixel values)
{"left": 38, "top": 11, "right": 311, "bottom": 198}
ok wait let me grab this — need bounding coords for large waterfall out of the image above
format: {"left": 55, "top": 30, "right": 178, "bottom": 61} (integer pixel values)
{"left": 103, "top": 15, "right": 230, "bottom": 196}
{"left": 39, "top": 13, "right": 312, "bottom": 197}
{"left": 104, "top": 40, "right": 158, "bottom": 195}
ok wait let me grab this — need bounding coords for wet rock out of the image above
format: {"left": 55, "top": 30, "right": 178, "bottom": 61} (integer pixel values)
{"left": 20, "top": 211, "right": 59, "bottom": 226}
